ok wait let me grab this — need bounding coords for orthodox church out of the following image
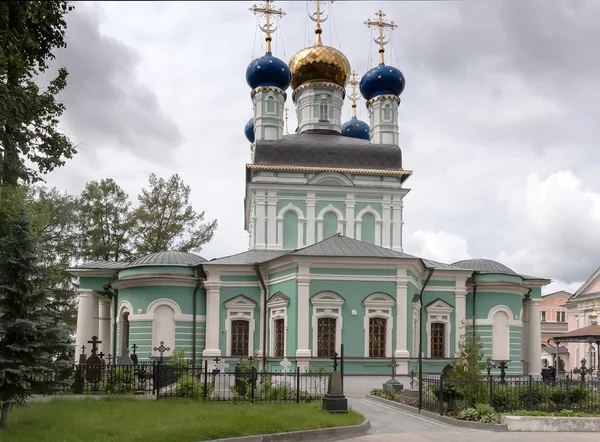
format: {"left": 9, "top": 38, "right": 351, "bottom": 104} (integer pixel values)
{"left": 70, "top": 2, "right": 549, "bottom": 379}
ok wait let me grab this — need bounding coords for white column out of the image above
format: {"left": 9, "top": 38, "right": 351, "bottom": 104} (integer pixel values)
{"left": 455, "top": 290, "right": 467, "bottom": 352}
{"left": 382, "top": 196, "right": 391, "bottom": 248}
{"left": 98, "top": 298, "right": 112, "bottom": 356}
{"left": 306, "top": 194, "right": 316, "bottom": 246}
{"left": 266, "top": 192, "right": 277, "bottom": 249}
{"left": 345, "top": 194, "right": 355, "bottom": 239}
{"left": 394, "top": 279, "right": 409, "bottom": 374}
{"left": 202, "top": 283, "right": 222, "bottom": 357}
{"left": 74, "top": 289, "right": 99, "bottom": 363}
{"left": 528, "top": 299, "right": 542, "bottom": 377}
{"left": 255, "top": 192, "right": 266, "bottom": 249}
{"left": 391, "top": 196, "right": 403, "bottom": 251}
{"left": 296, "top": 273, "right": 311, "bottom": 360}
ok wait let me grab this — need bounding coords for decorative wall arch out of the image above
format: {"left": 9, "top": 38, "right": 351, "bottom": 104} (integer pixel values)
{"left": 355, "top": 205, "right": 382, "bottom": 245}
{"left": 308, "top": 172, "right": 354, "bottom": 187}
{"left": 363, "top": 293, "right": 395, "bottom": 357}
{"left": 147, "top": 298, "right": 182, "bottom": 316}
{"left": 277, "top": 203, "right": 304, "bottom": 219}
{"left": 316, "top": 204, "right": 345, "bottom": 241}
{"left": 276, "top": 203, "right": 305, "bottom": 249}
{"left": 487, "top": 305, "right": 513, "bottom": 321}
{"left": 224, "top": 295, "right": 257, "bottom": 357}
{"left": 490, "top": 305, "right": 511, "bottom": 361}
{"left": 311, "top": 291, "right": 345, "bottom": 357}
{"left": 117, "top": 301, "right": 133, "bottom": 356}
{"left": 118, "top": 300, "right": 134, "bottom": 319}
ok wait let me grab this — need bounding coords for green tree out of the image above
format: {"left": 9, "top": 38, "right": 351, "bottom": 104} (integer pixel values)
{"left": 447, "top": 330, "right": 487, "bottom": 407}
{"left": 133, "top": 173, "right": 217, "bottom": 255}
{"left": 78, "top": 178, "right": 134, "bottom": 262}
{"left": 0, "top": 1, "right": 76, "bottom": 187}
{"left": 0, "top": 205, "right": 70, "bottom": 428}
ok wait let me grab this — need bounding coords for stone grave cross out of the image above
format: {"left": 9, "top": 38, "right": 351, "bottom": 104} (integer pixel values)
{"left": 279, "top": 357, "right": 292, "bottom": 373}
{"left": 153, "top": 341, "right": 170, "bottom": 363}
{"left": 331, "top": 352, "right": 339, "bottom": 371}
{"left": 387, "top": 358, "right": 399, "bottom": 379}
{"left": 131, "top": 343, "right": 138, "bottom": 355}
{"left": 87, "top": 336, "right": 102, "bottom": 355}
{"left": 216, "top": 359, "right": 230, "bottom": 373}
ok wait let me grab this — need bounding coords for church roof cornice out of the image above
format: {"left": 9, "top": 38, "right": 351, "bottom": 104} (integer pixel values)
{"left": 247, "top": 163, "right": 412, "bottom": 177}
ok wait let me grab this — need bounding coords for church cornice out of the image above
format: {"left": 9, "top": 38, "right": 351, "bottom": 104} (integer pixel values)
{"left": 246, "top": 163, "right": 413, "bottom": 178}
{"left": 366, "top": 94, "right": 401, "bottom": 107}
{"left": 250, "top": 85, "right": 287, "bottom": 100}
{"left": 292, "top": 80, "right": 346, "bottom": 102}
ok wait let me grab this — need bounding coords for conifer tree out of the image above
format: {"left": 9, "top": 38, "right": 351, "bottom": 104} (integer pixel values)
{"left": 0, "top": 208, "right": 70, "bottom": 428}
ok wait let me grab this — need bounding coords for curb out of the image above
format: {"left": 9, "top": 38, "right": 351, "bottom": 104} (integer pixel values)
{"left": 204, "top": 419, "right": 371, "bottom": 442}
{"left": 365, "top": 395, "right": 508, "bottom": 432}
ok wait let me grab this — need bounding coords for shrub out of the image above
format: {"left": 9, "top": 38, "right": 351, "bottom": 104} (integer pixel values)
{"left": 569, "top": 385, "right": 589, "bottom": 404}
{"left": 176, "top": 377, "right": 203, "bottom": 399}
{"left": 370, "top": 388, "right": 383, "bottom": 397}
{"left": 491, "top": 386, "right": 519, "bottom": 412}
{"left": 458, "top": 403, "right": 500, "bottom": 424}
{"left": 458, "top": 407, "right": 478, "bottom": 421}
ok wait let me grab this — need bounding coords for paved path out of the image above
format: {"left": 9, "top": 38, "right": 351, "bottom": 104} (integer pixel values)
{"left": 336, "top": 396, "right": 599, "bottom": 442}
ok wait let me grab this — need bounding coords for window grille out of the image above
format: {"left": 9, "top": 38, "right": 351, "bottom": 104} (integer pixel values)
{"left": 274, "top": 318, "right": 285, "bottom": 358}
{"left": 317, "top": 317, "right": 336, "bottom": 357}
{"left": 369, "top": 317, "right": 387, "bottom": 357}
{"left": 231, "top": 320, "right": 249, "bottom": 357}
{"left": 431, "top": 323, "right": 445, "bottom": 358}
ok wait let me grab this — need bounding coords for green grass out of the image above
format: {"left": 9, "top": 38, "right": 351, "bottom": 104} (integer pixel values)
{"left": 0, "top": 397, "right": 364, "bottom": 442}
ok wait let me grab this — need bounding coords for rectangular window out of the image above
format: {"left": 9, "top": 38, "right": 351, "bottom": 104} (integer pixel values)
{"left": 430, "top": 323, "right": 445, "bottom": 358}
{"left": 317, "top": 317, "right": 336, "bottom": 357}
{"left": 557, "top": 311, "right": 566, "bottom": 322}
{"left": 541, "top": 311, "right": 547, "bottom": 322}
{"left": 369, "top": 317, "right": 387, "bottom": 357}
{"left": 274, "top": 318, "right": 285, "bottom": 358}
{"left": 231, "top": 320, "right": 249, "bottom": 357}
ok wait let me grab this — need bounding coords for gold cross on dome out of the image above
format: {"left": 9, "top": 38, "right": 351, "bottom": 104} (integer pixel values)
{"left": 347, "top": 71, "right": 360, "bottom": 117}
{"left": 364, "top": 10, "right": 398, "bottom": 64}
{"left": 250, "top": 1, "right": 285, "bottom": 53}
{"left": 309, "top": 0, "right": 330, "bottom": 46}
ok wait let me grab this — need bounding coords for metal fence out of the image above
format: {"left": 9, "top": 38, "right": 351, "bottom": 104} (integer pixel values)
{"left": 32, "top": 360, "right": 330, "bottom": 403}
{"left": 421, "top": 374, "right": 600, "bottom": 415}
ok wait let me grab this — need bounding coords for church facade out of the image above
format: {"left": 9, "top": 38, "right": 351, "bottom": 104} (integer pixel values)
{"left": 70, "top": 4, "right": 548, "bottom": 378}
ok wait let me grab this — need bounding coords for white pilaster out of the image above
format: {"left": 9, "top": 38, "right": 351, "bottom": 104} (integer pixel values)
{"left": 98, "top": 298, "right": 112, "bottom": 356}
{"left": 391, "top": 196, "right": 403, "bottom": 251}
{"left": 528, "top": 299, "right": 542, "bottom": 376}
{"left": 266, "top": 191, "right": 277, "bottom": 249}
{"left": 394, "top": 278, "right": 409, "bottom": 374}
{"left": 306, "top": 194, "right": 316, "bottom": 246}
{"left": 296, "top": 269, "right": 311, "bottom": 359}
{"left": 345, "top": 194, "right": 355, "bottom": 239}
{"left": 202, "top": 283, "right": 222, "bottom": 357}
{"left": 75, "top": 289, "right": 99, "bottom": 363}
{"left": 455, "top": 289, "right": 467, "bottom": 353}
{"left": 255, "top": 192, "right": 266, "bottom": 249}
{"left": 382, "top": 196, "right": 391, "bottom": 249}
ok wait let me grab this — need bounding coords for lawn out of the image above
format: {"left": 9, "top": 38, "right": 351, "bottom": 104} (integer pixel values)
{"left": 0, "top": 397, "right": 364, "bottom": 442}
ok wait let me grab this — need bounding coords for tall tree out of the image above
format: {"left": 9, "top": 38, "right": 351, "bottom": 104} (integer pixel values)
{"left": 0, "top": 206, "right": 70, "bottom": 428}
{"left": 78, "top": 178, "right": 134, "bottom": 262}
{"left": 0, "top": 1, "right": 76, "bottom": 187}
{"left": 133, "top": 173, "right": 217, "bottom": 255}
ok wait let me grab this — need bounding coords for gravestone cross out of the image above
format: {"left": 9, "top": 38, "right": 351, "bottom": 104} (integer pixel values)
{"left": 132, "top": 344, "right": 138, "bottom": 355}
{"left": 498, "top": 361, "right": 509, "bottom": 384}
{"left": 387, "top": 358, "right": 399, "bottom": 379}
{"left": 280, "top": 357, "right": 292, "bottom": 373}
{"left": 153, "top": 341, "right": 170, "bottom": 363}
{"left": 98, "top": 352, "right": 105, "bottom": 360}
{"left": 81, "top": 345, "right": 86, "bottom": 354}
{"left": 78, "top": 345, "right": 87, "bottom": 365}
{"left": 87, "top": 336, "right": 102, "bottom": 355}
{"left": 331, "top": 352, "right": 339, "bottom": 371}
{"left": 107, "top": 354, "right": 113, "bottom": 365}
{"left": 485, "top": 358, "right": 497, "bottom": 377}
{"left": 217, "top": 359, "right": 229, "bottom": 373}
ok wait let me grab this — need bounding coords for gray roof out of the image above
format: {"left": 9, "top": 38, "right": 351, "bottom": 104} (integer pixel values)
{"left": 451, "top": 258, "right": 516, "bottom": 274}
{"left": 206, "top": 249, "right": 289, "bottom": 265}
{"left": 253, "top": 133, "right": 404, "bottom": 171}
{"left": 127, "top": 251, "right": 206, "bottom": 268}
{"left": 421, "top": 258, "right": 467, "bottom": 271}
{"left": 69, "top": 261, "right": 126, "bottom": 271}
{"left": 291, "top": 234, "right": 414, "bottom": 258}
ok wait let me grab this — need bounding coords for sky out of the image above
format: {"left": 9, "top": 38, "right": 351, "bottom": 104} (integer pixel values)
{"left": 43, "top": 0, "right": 600, "bottom": 295}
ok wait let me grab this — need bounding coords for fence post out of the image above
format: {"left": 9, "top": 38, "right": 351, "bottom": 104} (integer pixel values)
{"left": 527, "top": 375, "right": 533, "bottom": 410}
{"left": 565, "top": 375, "right": 571, "bottom": 409}
{"left": 439, "top": 374, "right": 444, "bottom": 416}
{"left": 155, "top": 360, "right": 161, "bottom": 400}
{"left": 489, "top": 375, "right": 494, "bottom": 407}
{"left": 251, "top": 366, "right": 256, "bottom": 403}
{"left": 203, "top": 359, "right": 208, "bottom": 401}
{"left": 296, "top": 366, "right": 301, "bottom": 404}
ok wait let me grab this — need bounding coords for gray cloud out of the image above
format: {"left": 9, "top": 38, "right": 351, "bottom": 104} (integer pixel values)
{"left": 53, "top": 4, "right": 183, "bottom": 163}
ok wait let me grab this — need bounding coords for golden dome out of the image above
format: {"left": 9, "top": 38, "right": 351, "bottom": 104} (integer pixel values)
{"left": 289, "top": 43, "right": 350, "bottom": 90}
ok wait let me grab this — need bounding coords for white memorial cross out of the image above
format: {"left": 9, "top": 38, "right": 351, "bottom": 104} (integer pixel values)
{"left": 216, "top": 359, "right": 230, "bottom": 373}
{"left": 279, "top": 357, "right": 292, "bottom": 373}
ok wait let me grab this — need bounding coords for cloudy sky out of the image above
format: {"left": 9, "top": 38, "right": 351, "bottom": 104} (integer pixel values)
{"left": 44, "top": 1, "right": 600, "bottom": 294}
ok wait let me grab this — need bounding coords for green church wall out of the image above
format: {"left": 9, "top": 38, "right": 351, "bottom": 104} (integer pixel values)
{"left": 355, "top": 194, "right": 384, "bottom": 201}
{"left": 315, "top": 201, "right": 345, "bottom": 217}
{"left": 268, "top": 267, "right": 297, "bottom": 280}
{"left": 266, "top": 278, "right": 298, "bottom": 357}
{"left": 174, "top": 320, "right": 206, "bottom": 360}
{"left": 465, "top": 292, "right": 522, "bottom": 320}
{"left": 309, "top": 268, "right": 396, "bottom": 276}
{"left": 118, "top": 266, "right": 194, "bottom": 278}
{"left": 219, "top": 286, "right": 261, "bottom": 356}
{"left": 118, "top": 286, "right": 205, "bottom": 316}
{"left": 420, "top": 290, "right": 456, "bottom": 357}
{"left": 220, "top": 275, "right": 259, "bottom": 282}
{"left": 277, "top": 199, "right": 307, "bottom": 217}
{"left": 79, "top": 276, "right": 114, "bottom": 292}
{"left": 476, "top": 273, "right": 523, "bottom": 284}
{"left": 278, "top": 192, "right": 306, "bottom": 198}
{"left": 283, "top": 211, "right": 299, "bottom": 249}
{"left": 406, "top": 282, "right": 419, "bottom": 356}
{"left": 529, "top": 287, "right": 542, "bottom": 299}
{"left": 309, "top": 279, "right": 397, "bottom": 358}
{"left": 407, "top": 269, "right": 418, "bottom": 282}
{"left": 315, "top": 193, "right": 345, "bottom": 199}
{"left": 354, "top": 202, "right": 382, "bottom": 217}
{"left": 427, "top": 280, "right": 455, "bottom": 287}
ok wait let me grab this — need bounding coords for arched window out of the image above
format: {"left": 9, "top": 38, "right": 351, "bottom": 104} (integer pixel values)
{"left": 430, "top": 323, "right": 445, "bottom": 358}
{"left": 120, "top": 311, "right": 130, "bottom": 356}
{"left": 319, "top": 100, "right": 329, "bottom": 121}
{"left": 317, "top": 317, "right": 336, "bottom": 357}
{"left": 274, "top": 318, "right": 285, "bottom": 358}
{"left": 282, "top": 210, "right": 299, "bottom": 249}
{"left": 361, "top": 213, "right": 376, "bottom": 244}
{"left": 323, "top": 212, "right": 338, "bottom": 239}
{"left": 382, "top": 104, "right": 391, "bottom": 122}
{"left": 266, "top": 96, "right": 275, "bottom": 114}
{"left": 369, "top": 317, "right": 387, "bottom": 357}
{"left": 231, "top": 320, "right": 250, "bottom": 357}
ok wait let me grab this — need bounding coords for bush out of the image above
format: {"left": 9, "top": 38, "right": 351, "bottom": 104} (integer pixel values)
{"left": 176, "top": 377, "right": 203, "bottom": 399}
{"left": 458, "top": 403, "right": 500, "bottom": 424}
{"left": 370, "top": 388, "right": 383, "bottom": 397}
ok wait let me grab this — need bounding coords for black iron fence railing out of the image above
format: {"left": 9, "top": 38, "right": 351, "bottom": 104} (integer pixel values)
{"left": 30, "top": 360, "right": 330, "bottom": 403}
{"left": 421, "top": 374, "right": 600, "bottom": 415}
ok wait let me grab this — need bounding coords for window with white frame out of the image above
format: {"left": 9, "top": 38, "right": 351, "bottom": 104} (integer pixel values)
{"left": 363, "top": 292, "right": 394, "bottom": 358}
{"left": 311, "top": 291, "right": 344, "bottom": 357}
{"left": 319, "top": 100, "right": 329, "bottom": 121}
{"left": 224, "top": 295, "right": 257, "bottom": 357}
{"left": 541, "top": 311, "right": 547, "bottom": 322}
{"left": 425, "top": 298, "right": 454, "bottom": 359}
{"left": 557, "top": 311, "right": 566, "bottom": 322}
{"left": 267, "top": 292, "right": 289, "bottom": 358}
{"left": 266, "top": 96, "right": 275, "bottom": 114}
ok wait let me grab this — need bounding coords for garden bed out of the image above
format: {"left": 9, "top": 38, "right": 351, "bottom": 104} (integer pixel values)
{"left": 0, "top": 397, "right": 364, "bottom": 442}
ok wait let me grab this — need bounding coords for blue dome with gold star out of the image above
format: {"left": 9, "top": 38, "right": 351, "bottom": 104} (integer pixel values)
{"left": 342, "top": 116, "right": 370, "bottom": 140}
{"left": 360, "top": 63, "right": 405, "bottom": 101}
{"left": 244, "top": 118, "right": 255, "bottom": 143}
{"left": 246, "top": 52, "right": 291, "bottom": 90}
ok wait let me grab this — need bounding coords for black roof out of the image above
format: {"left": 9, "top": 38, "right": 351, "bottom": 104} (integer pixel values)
{"left": 252, "top": 133, "right": 404, "bottom": 172}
